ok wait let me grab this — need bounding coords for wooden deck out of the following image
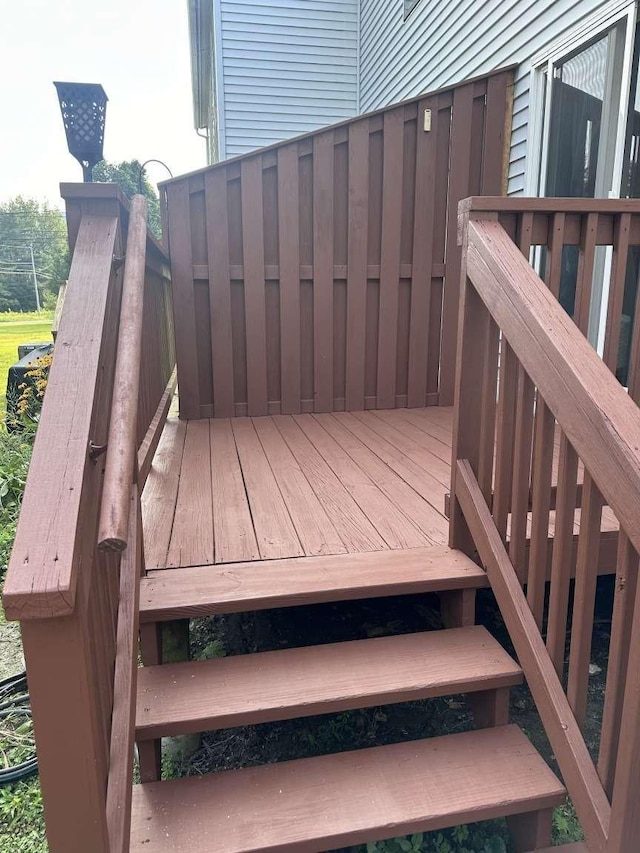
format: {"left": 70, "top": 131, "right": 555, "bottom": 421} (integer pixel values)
{"left": 142, "top": 407, "right": 453, "bottom": 570}
{"left": 141, "top": 404, "right": 618, "bottom": 572}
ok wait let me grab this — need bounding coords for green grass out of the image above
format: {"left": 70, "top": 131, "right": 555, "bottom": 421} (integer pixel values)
{"left": 0, "top": 312, "right": 53, "bottom": 419}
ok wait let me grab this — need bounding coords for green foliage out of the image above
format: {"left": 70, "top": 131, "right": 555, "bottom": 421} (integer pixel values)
{"left": 93, "top": 159, "right": 162, "bottom": 238}
{"left": 0, "top": 199, "right": 68, "bottom": 313}
{"left": 553, "top": 799, "right": 584, "bottom": 844}
{"left": 0, "top": 780, "right": 46, "bottom": 853}
{"left": 0, "top": 426, "right": 34, "bottom": 580}
{"left": 361, "top": 822, "right": 509, "bottom": 853}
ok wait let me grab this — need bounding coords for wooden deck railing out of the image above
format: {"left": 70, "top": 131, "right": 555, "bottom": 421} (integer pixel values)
{"left": 2, "top": 184, "right": 176, "bottom": 853}
{"left": 452, "top": 199, "right": 640, "bottom": 853}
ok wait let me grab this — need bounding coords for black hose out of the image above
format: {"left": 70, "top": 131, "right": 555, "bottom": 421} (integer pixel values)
{"left": 0, "top": 671, "right": 38, "bottom": 785}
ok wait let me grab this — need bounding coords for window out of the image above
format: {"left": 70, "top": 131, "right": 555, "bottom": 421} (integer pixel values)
{"left": 404, "top": 0, "right": 422, "bottom": 20}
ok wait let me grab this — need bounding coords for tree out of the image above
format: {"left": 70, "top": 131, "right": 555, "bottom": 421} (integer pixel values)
{"left": 93, "top": 160, "right": 162, "bottom": 239}
{"left": 0, "top": 198, "right": 68, "bottom": 312}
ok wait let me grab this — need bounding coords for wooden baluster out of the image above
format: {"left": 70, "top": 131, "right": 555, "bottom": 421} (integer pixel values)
{"left": 574, "top": 211, "right": 598, "bottom": 334}
{"left": 546, "top": 430, "right": 579, "bottom": 677}
{"left": 598, "top": 532, "right": 639, "bottom": 796}
{"left": 603, "top": 213, "right": 631, "bottom": 373}
{"left": 606, "top": 561, "right": 640, "bottom": 853}
{"left": 567, "top": 472, "right": 603, "bottom": 729}
{"left": 493, "top": 341, "right": 518, "bottom": 540}
{"left": 507, "top": 213, "right": 535, "bottom": 582}
{"left": 528, "top": 212, "right": 566, "bottom": 625}
{"left": 477, "top": 314, "right": 500, "bottom": 503}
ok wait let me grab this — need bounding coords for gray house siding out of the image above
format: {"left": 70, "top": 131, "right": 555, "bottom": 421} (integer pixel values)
{"left": 359, "top": 0, "right": 619, "bottom": 194}
{"left": 217, "top": 0, "right": 359, "bottom": 158}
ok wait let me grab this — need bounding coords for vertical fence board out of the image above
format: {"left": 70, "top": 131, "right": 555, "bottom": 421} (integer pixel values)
{"left": 205, "top": 169, "right": 235, "bottom": 417}
{"left": 313, "top": 132, "right": 335, "bottom": 411}
{"left": 166, "top": 182, "right": 199, "bottom": 419}
{"left": 377, "top": 109, "right": 405, "bottom": 409}
{"left": 241, "top": 157, "right": 268, "bottom": 415}
{"left": 278, "top": 145, "right": 301, "bottom": 414}
{"left": 346, "top": 121, "right": 369, "bottom": 411}
{"left": 407, "top": 97, "right": 437, "bottom": 408}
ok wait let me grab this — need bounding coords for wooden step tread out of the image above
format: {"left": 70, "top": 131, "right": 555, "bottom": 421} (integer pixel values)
{"left": 140, "top": 545, "right": 487, "bottom": 622}
{"left": 530, "top": 845, "right": 588, "bottom": 853}
{"left": 136, "top": 625, "right": 522, "bottom": 739}
{"left": 130, "top": 724, "right": 565, "bottom": 852}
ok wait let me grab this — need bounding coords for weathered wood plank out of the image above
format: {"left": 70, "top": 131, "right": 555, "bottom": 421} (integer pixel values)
{"left": 210, "top": 419, "right": 259, "bottom": 564}
{"left": 231, "top": 418, "right": 302, "bottom": 559}
{"left": 205, "top": 168, "right": 235, "bottom": 417}
{"left": 313, "top": 132, "right": 335, "bottom": 412}
{"left": 277, "top": 144, "right": 301, "bottom": 414}
{"left": 166, "top": 420, "right": 214, "bottom": 568}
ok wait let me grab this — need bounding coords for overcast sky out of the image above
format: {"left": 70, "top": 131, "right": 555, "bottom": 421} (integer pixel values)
{"left": 0, "top": 0, "right": 206, "bottom": 208}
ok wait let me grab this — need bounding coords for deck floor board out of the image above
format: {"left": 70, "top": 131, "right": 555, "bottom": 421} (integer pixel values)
{"left": 142, "top": 407, "right": 617, "bottom": 571}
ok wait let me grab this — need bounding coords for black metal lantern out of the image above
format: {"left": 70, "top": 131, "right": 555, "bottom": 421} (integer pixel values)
{"left": 54, "top": 82, "right": 108, "bottom": 182}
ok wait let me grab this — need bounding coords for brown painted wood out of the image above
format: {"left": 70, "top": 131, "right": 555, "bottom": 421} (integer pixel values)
{"left": 366, "top": 411, "right": 451, "bottom": 480}
{"left": 277, "top": 144, "right": 301, "bottom": 414}
{"left": 606, "top": 568, "right": 640, "bottom": 852}
{"left": 166, "top": 420, "right": 214, "bottom": 568}
{"left": 210, "top": 419, "right": 259, "bottom": 563}
{"left": 106, "top": 487, "right": 142, "bottom": 853}
{"left": 567, "top": 474, "right": 603, "bottom": 730}
{"left": 241, "top": 157, "right": 268, "bottom": 415}
{"left": 509, "top": 365, "right": 535, "bottom": 582}
{"left": 231, "top": 417, "right": 303, "bottom": 559}
{"left": 136, "top": 626, "right": 520, "bottom": 739}
{"left": 138, "top": 368, "right": 178, "bottom": 489}
{"left": 99, "top": 195, "right": 148, "bottom": 551}
{"left": 598, "top": 532, "right": 639, "bottom": 796}
{"left": 313, "top": 131, "right": 334, "bottom": 412}
{"left": 376, "top": 108, "right": 404, "bottom": 409}
{"left": 293, "top": 413, "right": 428, "bottom": 549}
{"left": 165, "top": 181, "right": 199, "bottom": 419}
{"left": 3, "top": 213, "right": 118, "bottom": 620}
{"left": 205, "top": 168, "right": 235, "bottom": 417}
{"left": 141, "top": 418, "right": 186, "bottom": 570}
{"left": 345, "top": 119, "right": 369, "bottom": 411}
{"left": 129, "top": 725, "right": 564, "bottom": 853}
{"left": 493, "top": 342, "right": 518, "bottom": 540}
{"left": 139, "top": 546, "right": 488, "bottom": 622}
{"left": 252, "top": 416, "right": 346, "bottom": 556}
{"left": 314, "top": 413, "right": 446, "bottom": 545}
{"left": 506, "top": 810, "right": 553, "bottom": 853}
{"left": 273, "top": 415, "right": 387, "bottom": 552}
{"left": 574, "top": 212, "right": 598, "bottom": 334}
{"left": 527, "top": 399, "right": 556, "bottom": 628}
{"left": 440, "top": 83, "right": 474, "bottom": 406}
{"left": 454, "top": 460, "right": 610, "bottom": 849}
{"left": 603, "top": 213, "right": 631, "bottom": 372}
{"left": 464, "top": 218, "right": 640, "bottom": 558}
{"left": 407, "top": 96, "right": 438, "bottom": 408}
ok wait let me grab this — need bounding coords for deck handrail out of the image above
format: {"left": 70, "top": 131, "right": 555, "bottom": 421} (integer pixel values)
{"left": 98, "top": 194, "right": 148, "bottom": 552}
{"left": 2, "top": 184, "right": 176, "bottom": 853}
{"left": 452, "top": 202, "right": 640, "bottom": 853}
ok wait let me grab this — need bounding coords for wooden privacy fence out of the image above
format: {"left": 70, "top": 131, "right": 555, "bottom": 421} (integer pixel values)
{"left": 162, "top": 68, "right": 513, "bottom": 420}
{"left": 2, "top": 185, "right": 176, "bottom": 853}
{"left": 452, "top": 199, "right": 640, "bottom": 853}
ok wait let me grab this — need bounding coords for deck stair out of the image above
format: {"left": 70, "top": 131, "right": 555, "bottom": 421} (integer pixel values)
{"left": 134, "top": 546, "right": 566, "bottom": 852}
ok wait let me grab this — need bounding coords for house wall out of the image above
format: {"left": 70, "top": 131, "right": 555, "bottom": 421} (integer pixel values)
{"left": 359, "top": 0, "right": 625, "bottom": 194}
{"left": 215, "top": 0, "right": 359, "bottom": 159}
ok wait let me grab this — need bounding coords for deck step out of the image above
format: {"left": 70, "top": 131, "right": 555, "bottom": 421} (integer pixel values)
{"left": 139, "top": 545, "right": 487, "bottom": 622}
{"left": 529, "top": 846, "right": 588, "bottom": 853}
{"left": 136, "top": 625, "right": 522, "bottom": 739}
{"left": 130, "top": 724, "right": 565, "bottom": 852}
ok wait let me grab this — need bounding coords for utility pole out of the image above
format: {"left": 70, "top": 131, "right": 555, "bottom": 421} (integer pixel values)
{"left": 29, "top": 245, "right": 41, "bottom": 312}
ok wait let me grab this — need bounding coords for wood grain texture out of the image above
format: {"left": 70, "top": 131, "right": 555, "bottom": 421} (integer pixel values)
{"left": 205, "top": 168, "right": 235, "bottom": 417}
{"left": 345, "top": 120, "right": 369, "bottom": 411}
{"left": 139, "top": 546, "right": 488, "bottom": 622}
{"left": 277, "top": 144, "right": 301, "bottom": 414}
{"left": 166, "top": 420, "right": 214, "bottom": 568}
{"left": 130, "top": 725, "right": 564, "bottom": 853}
{"left": 3, "top": 213, "right": 118, "bottom": 620}
{"left": 454, "top": 460, "right": 610, "bottom": 850}
{"left": 465, "top": 218, "right": 640, "bottom": 557}
{"left": 136, "top": 626, "right": 520, "bottom": 738}
{"left": 231, "top": 418, "right": 303, "bottom": 559}
{"left": 210, "top": 419, "right": 259, "bottom": 563}
{"left": 313, "top": 132, "right": 334, "bottom": 412}
{"left": 252, "top": 416, "right": 346, "bottom": 556}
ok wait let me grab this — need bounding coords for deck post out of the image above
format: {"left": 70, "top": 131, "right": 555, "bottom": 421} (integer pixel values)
{"left": 506, "top": 808, "right": 554, "bottom": 852}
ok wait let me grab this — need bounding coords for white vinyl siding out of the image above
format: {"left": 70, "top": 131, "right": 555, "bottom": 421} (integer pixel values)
{"left": 217, "top": 0, "right": 359, "bottom": 158}
{"left": 359, "top": 0, "right": 620, "bottom": 194}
